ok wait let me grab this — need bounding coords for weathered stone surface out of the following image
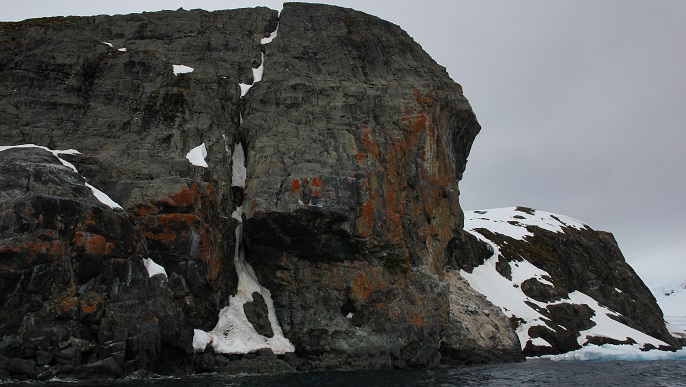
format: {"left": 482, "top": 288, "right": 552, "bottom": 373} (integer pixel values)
{"left": 441, "top": 270, "right": 524, "bottom": 364}
{"left": 0, "top": 7, "right": 280, "bottom": 379}
{"left": 240, "top": 3, "right": 479, "bottom": 368}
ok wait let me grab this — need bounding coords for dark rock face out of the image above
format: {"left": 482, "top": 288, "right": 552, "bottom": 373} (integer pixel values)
{"left": 0, "top": 7, "right": 278, "bottom": 379}
{"left": 2, "top": 2, "right": 669, "bottom": 381}
{"left": 0, "top": 3, "right": 488, "bottom": 379}
{"left": 239, "top": 3, "right": 480, "bottom": 368}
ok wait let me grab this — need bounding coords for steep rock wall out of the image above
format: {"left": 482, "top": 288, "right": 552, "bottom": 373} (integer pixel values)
{"left": 0, "top": 4, "right": 498, "bottom": 379}
{"left": 240, "top": 3, "right": 482, "bottom": 368}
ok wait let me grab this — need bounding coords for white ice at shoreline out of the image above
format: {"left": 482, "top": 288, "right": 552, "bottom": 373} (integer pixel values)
{"left": 540, "top": 344, "right": 686, "bottom": 361}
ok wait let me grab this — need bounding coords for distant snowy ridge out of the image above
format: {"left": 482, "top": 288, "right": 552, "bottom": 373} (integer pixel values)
{"left": 652, "top": 281, "right": 686, "bottom": 337}
{"left": 461, "top": 207, "right": 671, "bottom": 355}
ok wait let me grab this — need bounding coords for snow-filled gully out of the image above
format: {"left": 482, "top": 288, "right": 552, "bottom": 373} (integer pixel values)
{"left": 192, "top": 24, "right": 294, "bottom": 355}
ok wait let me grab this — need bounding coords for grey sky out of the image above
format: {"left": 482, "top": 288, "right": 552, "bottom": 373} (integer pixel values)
{"left": 3, "top": 1, "right": 685, "bottom": 286}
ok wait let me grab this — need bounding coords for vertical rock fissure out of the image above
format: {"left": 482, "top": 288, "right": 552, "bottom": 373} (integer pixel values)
{"left": 192, "top": 21, "right": 294, "bottom": 355}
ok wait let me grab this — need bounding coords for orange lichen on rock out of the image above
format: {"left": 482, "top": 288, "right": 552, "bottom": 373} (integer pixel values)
{"left": 360, "top": 124, "right": 380, "bottom": 160}
{"left": 198, "top": 231, "right": 223, "bottom": 290}
{"left": 74, "top": 232, "right": 111, "bottom": 255}
{"left": 352, "top": 273, "right": 372, "bottom": 300}
{"left": 163, "top": 183, "right": 199, "bottom": 208}
{"left": 409, "top": 312, "right": 424, "bottom": 329}
{"left": 157, "top": 213, "right": 198, "bottom": 226}
{"left": 290, "top": 178, "right": 301, "bottom": 194}
{"left": 412, "top": 88, "right": 435, "bottom": 106}
{"left": 360, "top": 199, "right": 373, "bottom": 237}
{"left": 59, "top": 297, "right": 78, "bottom": 313}
{"left": 79, "top": 292, "right": 104, "bottom": 317}
{"left": 143, "top": 231, "right": 176, "bottom": 243}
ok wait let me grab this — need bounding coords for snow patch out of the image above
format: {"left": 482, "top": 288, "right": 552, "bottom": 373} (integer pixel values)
{"left": 102, "top": 42, "right": 113, "bottom": 47}
{"left": 85, "top": 183, "right": 123, "bottom": 210}
{"left": 186, "top": 143, "right": 208, "bottom": 168}
{"left": 666, "top": 321, "right": 686, "bottom": 339}
{"left": 253, "top": 53, "right": 265, "bottom": 83}
{"left": 0, "top": 144, "right": 123, "bottom": 209}
{"left": 260, "top": 27, "right": 278, "bottom": 44}
{"left": 530, "top": 337, "right": 553, "bottom": 347}
{"left": 173, "top": 64, "right": 194, "bottom": 75}
{"left": 192, "top": 329, "right": 212, "bottom": 352}
{"left": 118, "top": 48, "right": 127, "bottom": 52}
{"left": 143, "top": 258, "right": 167, "bottom": 279}
{"left": 191, "top": 17, "right": 293, "bottom": 356}
{"left": 239, "top": 83, "right": 252, "bottom": 97}
{"left": 231, "top": 206, "right": 243, "bottom": 222}
{"left": 554, "top": 291, "right": 667, "bottom": 347}
{"left": 231, "top": 143, "right": 246, "bottom": 188}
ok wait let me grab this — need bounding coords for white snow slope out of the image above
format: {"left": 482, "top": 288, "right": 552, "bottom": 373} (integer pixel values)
{"left": 461, "top": 207, "right": 671, "bottom": 357}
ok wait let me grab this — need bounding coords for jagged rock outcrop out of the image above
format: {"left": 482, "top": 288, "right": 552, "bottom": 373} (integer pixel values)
{"left": 0, "top": 3, "right": 499, "bottom": 380}
{"left": 461, "top": 207, "right": 678, "bottom": 357}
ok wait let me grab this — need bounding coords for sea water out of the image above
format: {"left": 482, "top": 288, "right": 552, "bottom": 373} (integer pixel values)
{"left": 14, "top": 360, "right": 686, "bottom": 386}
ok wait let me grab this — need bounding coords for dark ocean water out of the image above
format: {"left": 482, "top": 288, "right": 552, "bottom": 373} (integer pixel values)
{"left": 12, "top": 359, "right": 686, "bottom": 387}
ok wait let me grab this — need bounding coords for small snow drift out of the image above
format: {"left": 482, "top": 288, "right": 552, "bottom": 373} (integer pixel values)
{"left": 172, "top": 64, "right": 194, "bottom": 75}
{"left": 461, "top": 207, "right": 677, "bottom": 356}
{"left": 143, "top": 258, "right": 167, "bottom": 279}
{"left": 231, "top": 142, "right": 246, "bottom": 187}
{"left": 186, "top": 143, "right": 208, "bottom": 168}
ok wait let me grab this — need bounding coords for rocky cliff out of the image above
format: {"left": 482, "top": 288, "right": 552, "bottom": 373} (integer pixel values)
{"left": 0, "top": 3, "right": 512, "bottom": 380}
{"left": 460, "top": 207, "right": 678, "bottom": 356}
{"left": 0, "top": 3, "right": 674, "bottom": 381}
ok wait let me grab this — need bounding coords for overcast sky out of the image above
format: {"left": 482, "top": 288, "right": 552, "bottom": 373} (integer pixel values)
{"left": 3, "top": 1, "right": 684, "bottom": 287}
